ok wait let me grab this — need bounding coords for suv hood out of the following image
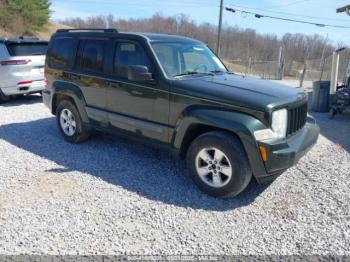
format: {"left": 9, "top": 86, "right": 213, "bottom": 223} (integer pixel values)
{"left": 172, "top": 73, "right": 307, "bottom": 112}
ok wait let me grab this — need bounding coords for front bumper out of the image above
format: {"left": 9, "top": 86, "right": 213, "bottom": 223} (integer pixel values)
{"left": 255, "top": 121, "right": 319, "bottom": 183}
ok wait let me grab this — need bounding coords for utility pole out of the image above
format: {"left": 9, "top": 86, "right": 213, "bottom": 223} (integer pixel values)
{"left": 216, "top": 0, "right": 224, "bottom": 56}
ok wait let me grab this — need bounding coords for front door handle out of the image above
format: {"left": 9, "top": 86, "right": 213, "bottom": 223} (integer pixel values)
{"left": 70, "top": 74, "right": 80, "bottom": 81}
{"left": 131, "top": 90, "right": 143, "bottom": 96}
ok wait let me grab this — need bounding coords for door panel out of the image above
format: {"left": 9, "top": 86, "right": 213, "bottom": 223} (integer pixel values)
{"left": 106, "top": 40, "right": 170, "bottom": 143}
{"left": 74, "top": 38, "right": 109, "bottom": 124}
{"left": 73, "top": 73, "right": 107, "bottom": 110}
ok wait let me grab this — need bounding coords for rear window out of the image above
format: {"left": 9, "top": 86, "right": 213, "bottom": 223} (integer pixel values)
{"left": 6, "top": 43, "right": 48, "bottom": 56}
{"left": 48, "top": 38, "right": 75, "bottom": 69}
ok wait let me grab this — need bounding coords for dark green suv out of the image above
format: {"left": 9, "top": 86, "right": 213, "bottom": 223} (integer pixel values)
{"left": 43, "top": 28, "right": 319, "bottom": 198}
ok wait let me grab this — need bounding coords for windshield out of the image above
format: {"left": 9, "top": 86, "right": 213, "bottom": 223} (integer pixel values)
{"left": 151, "top": 42, "right": 227, "bottom": 77}
{"left": 6, "top": 43, "right": 48, "bottom": 56}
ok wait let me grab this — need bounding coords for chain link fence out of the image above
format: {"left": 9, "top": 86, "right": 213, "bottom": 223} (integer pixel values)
{"left": 225, "top": 59, "right": 279, "bottom": 80}
{"left": 225, "top": 48, "right": 349, "bottom": 87}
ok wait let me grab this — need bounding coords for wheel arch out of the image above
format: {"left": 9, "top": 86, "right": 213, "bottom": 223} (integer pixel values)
{"left": 51, "top": 81, "right": 89, "bottom": 124}
{"left": 172, "top": 106, "right": 268, "bottom": 178}
{"left": 178, "top": 124, "right": 238, "bottom": 159}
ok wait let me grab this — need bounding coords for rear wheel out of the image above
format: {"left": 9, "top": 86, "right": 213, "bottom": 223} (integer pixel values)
{"left": 0, "top": 90, "right": 10, "bottom": 103}
{"left": 186, "top": 131, "right": 252, "bottom": 198}
{"left": 56, "top": 100, "right": 90, "bottom": 143}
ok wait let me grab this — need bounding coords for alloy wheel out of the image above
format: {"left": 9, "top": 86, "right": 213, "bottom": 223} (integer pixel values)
{"left": 195, "top": 147, "right": 232, "bottom": 188}
{"left": 59, "top": 108, "right": 77, "bottom": 136}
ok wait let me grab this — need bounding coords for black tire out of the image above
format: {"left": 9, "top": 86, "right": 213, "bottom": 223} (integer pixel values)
{"left": 329, "top": 108, "right": 336, "bottom": 119}
{"left": 56, "top": 100, "right": 90, "bottom": 143}
{"left": 0, "top": 90, "right": 10, "bottom": 103}
{"left": 186, "top": 131, "right": 252, "bottom": 198}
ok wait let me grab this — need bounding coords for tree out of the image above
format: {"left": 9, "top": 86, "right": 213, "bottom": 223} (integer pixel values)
{"left": 0, "top": 0, "right": 51, "bottom": 35}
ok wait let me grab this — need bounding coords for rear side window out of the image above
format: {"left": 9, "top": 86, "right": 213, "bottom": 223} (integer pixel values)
{"left": 77, "top": 40, "right": 106, "bottom": 73}
{"left": 48, "top": 38, "right": 75, "bottom": 69}
{"left": 114, "top": 42, "right": 151, "bottom": 78}
{"left": 6, "top": 43, "right": 48, "bottom": 56}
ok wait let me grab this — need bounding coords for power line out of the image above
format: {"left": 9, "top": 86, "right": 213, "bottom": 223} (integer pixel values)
{"left": 225, "top": 2, "right": 350, "bottom": 23}
{"left": 225, "top": 7, "right": 350, "bottom": 29}
{"left": 266, "top": 0, "right": 310, "bottom": 9}
{"left": 55, "top": 0, "right": 350, "bottom": 28}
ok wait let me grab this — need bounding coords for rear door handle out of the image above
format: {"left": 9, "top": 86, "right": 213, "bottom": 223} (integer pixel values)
{"left": 107, "top": 81, "right": 120, "bottom": 88}
{"left": 131, "top": 90, "right": 143, "bottom": 96}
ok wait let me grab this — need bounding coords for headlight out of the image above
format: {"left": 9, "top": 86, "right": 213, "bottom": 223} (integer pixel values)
{"left": 271, "top": 108, "right": 288, "bottom": 138}
{"left": 254, "top": 108, "right": 288, "bottom": 141}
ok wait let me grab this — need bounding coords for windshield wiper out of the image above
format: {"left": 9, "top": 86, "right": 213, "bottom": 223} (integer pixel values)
{"left": 30, "top": 52, "right": 44, "bottom": 55}
{"left": 209, "top": 70, "right": 226, "bottom": 74}
{"left": 174, "top": 71, "right": 213, "bottom": 78}
{"left": 174, "top": 71, "right": 200, "bottom": 77}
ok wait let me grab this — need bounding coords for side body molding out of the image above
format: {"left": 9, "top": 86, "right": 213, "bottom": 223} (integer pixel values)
{"left": 172, "top": 106, "right": 268, "bottom": 178}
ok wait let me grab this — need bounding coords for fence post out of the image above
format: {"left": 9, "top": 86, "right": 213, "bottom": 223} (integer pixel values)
{"left": 248, "top": 57, "right": 252, "bottom": 75}
{"left": 299, "top": 64, "right": 307, "bottom": 88}
{"left": 319, "top": 57, "right": 326, "bottom": 80}
{"left": 276, "top": 46, "right": 283, "bottom": 80}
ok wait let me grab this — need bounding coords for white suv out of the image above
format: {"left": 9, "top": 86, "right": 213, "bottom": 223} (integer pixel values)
{"left": 0, "top": 37, "right": 48, "bottom": 101}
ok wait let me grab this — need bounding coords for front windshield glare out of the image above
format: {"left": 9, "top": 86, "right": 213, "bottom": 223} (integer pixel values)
{"left": 151, "top": 42, "right": 227, "bottom": 77}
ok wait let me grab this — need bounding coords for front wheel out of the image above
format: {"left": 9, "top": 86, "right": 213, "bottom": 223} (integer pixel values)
{"left": 186, "top": 131, "right": 252, "bottom": 198}
{"left": 56, "top": 100, "right": 90, "bottom": 143}
{"left": 329, "top": 108, "right": 336, "bottom": 119}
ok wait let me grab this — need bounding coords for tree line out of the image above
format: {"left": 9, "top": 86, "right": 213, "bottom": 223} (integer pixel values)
{"left": 0, "top": 0, "right": 50, "bottom": 36}
{"left": 60, "top": 13, "right": 344, "bottom": 77}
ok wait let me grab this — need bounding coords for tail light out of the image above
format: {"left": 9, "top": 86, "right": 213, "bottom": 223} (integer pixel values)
{"left": 0, "top": 59, "right": 31, "bottom": 66}
{"left": 44, "top": 67, "right": 48, "bottom": 88}
{"left": 17, "top": 81, "right": 33, "bottom": 85}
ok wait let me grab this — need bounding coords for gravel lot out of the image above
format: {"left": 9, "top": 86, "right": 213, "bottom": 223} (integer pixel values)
{"left": 0, "top": 94, "right": 349, "bottom": 256}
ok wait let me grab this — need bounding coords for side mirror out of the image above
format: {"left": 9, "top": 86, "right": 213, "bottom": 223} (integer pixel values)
{"left": 128, "top": 65, "right": 153, "bottom": 82}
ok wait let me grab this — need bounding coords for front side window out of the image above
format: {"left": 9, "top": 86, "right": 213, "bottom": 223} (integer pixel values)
{"left": 114, "top": 42, "right": 151, "bottom": 78}
{"left": 151, "top": 42, "right": 227, "bottom": 77}
{"left": 78, "top": 40, "right": 106, "bottom": 73}
{"left": 48, "top": 38, "right": 74, "bottom": 69}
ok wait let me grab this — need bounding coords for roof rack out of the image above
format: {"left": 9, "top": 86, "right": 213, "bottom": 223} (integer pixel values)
{"left": 0, "top": 37, "right": 48, "bottom": 43}
{"left": 56, "top": 28, "right": 118, "bottom": 33}
{"left": 19, "top": 36, "right": 40, "bottom": 40}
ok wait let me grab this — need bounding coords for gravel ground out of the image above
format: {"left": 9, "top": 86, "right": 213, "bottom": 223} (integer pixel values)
{"left": 0, "top": 94, "right": 349, "bottom": 256}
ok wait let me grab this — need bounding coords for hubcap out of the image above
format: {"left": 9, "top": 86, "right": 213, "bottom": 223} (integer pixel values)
{"left": 195, "top": 147, "right": 232, "bottom": 188}
{"left": 59, "top": 109, "right": 77, "bottom": 136}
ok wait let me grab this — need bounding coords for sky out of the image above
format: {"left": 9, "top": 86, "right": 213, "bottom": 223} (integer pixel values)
{"left": 50, "top": 0, "right": 350, "bottom": 45}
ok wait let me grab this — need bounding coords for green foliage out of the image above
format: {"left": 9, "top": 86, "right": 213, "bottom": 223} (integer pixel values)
{"left": 0, "top": 0, "right": 51, "bottom": 34}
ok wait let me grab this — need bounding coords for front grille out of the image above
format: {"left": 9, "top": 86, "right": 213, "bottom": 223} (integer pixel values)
{"left": 287, "top": 102, "right": 308, "bottom": 136}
